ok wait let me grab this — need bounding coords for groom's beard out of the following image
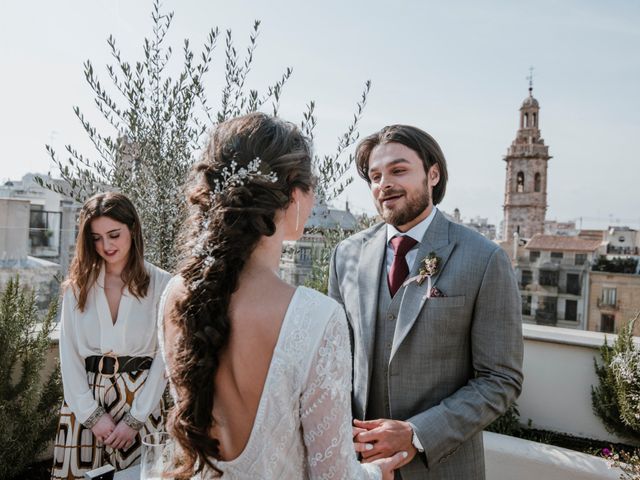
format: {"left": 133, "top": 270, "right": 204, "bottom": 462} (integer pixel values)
{"left": 375, "top": 179, "right": 430, "bottom": 228}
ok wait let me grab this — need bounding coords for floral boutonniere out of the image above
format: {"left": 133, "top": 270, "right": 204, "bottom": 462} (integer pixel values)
{"left": 402, "top": 251, "right": 441, "bottom": 300}
{"left": 417, "top": 251, "right": 440, "bottom": 285}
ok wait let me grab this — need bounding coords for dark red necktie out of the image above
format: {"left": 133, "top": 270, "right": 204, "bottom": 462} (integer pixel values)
{"left": 388, "top": 235, "right": 418, "bottom": 297}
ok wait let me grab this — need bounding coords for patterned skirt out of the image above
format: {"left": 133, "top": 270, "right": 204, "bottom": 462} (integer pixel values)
{"left": 50, "top": 369, "right": 165, "bottom": 480}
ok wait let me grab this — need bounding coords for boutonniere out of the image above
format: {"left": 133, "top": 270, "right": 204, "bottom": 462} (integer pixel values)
{"left": 417, "top": 251, "right": 440, "bottom": 285}
{"left": 402, "top": 251, "right": 441, "bottom": 300}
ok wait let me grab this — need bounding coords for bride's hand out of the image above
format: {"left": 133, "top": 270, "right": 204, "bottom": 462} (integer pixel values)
{"left": 372, "top": 451, "right": 408, "bottom": 480}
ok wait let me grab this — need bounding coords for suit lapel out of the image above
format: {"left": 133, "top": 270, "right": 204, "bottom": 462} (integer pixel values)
{"left": 391, "top": 210, "right": 456, "bottom": 361}
{"left": 356, "top": 225, "right": 386, "bottom": 411}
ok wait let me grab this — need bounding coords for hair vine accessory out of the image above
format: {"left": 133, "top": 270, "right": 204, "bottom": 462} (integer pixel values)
{"left": 189, "top": 157, "right": 278, "bottom": 291}
{"left": 210, "top": 158, "right": 278, "bottom": 197}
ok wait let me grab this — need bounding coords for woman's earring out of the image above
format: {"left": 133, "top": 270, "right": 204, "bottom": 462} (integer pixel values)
{"left": 295, "top": 201, "right": 300, "bottom": 232}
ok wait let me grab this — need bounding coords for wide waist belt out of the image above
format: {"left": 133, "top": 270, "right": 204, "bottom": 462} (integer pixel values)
{"left": 85, "top": 355, "right": 153, "bottom": 375}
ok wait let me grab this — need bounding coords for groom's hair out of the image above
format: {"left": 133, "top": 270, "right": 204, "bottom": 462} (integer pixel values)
{"left": 355, "top": 124, "right": 448, "bottom": 205}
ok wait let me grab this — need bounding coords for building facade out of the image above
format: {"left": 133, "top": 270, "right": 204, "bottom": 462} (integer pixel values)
{"left": 515, "top": 234, "right": 603, "bottom": 330}
{"left": 502, "top": 85, "right": 551, "bottom": 240}
{"left": 587, "top": 270, "right": 640, "bottom": 334}
{"left": 0, "top": 174, "right": 79, "bottom": 309}
{"left": 280, "top": 200, "right": 358, "bottom": 287}
{"left": 586, "top": 226, "right": 640, "bottom": 334}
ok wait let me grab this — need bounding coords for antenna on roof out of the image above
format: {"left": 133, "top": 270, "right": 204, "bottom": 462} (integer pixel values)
{"left": 526, "top": 66, "right": 534, "bottom": 96}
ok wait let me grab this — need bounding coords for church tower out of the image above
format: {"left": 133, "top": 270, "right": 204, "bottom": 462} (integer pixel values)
{"left": 502, "top": 75, "right": 551, "bottom": 240}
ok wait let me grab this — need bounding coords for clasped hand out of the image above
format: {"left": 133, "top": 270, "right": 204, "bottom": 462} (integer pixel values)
{"left": 91, "top": 414, "right": 137, "bottom": 450}
{"left": 353, "top": 418, "right": 417, "bottom": 464}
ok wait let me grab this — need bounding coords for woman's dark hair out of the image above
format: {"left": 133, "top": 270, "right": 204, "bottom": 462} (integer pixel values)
{"left": 65, "top": 191, "right": 148, "bottom": 310}
{"left": 167, "top": 112, "right": 313, "bottom": 477}
{"left": 355, "top": 124, "right": 449, "bottom": 205}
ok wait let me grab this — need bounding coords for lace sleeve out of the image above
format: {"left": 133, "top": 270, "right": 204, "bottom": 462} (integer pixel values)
{"left": 300, "top": 305, "right": 381, "bottom": 480}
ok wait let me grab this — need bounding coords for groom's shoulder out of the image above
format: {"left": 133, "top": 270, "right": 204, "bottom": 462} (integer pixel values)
{"left": 449, "top": 220, "right": 502, "bottom": 259}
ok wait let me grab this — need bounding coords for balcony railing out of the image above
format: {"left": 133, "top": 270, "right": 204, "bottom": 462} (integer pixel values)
{"left": 607, "top": 245, "right": 639, "bottom": 255}
{"left": 597, "top": 298, "right": 619, "bottom": 310}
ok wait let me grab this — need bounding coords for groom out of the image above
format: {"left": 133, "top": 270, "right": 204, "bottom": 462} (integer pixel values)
{"left": 328, "top": 124, "right": 523, "bottom": 479}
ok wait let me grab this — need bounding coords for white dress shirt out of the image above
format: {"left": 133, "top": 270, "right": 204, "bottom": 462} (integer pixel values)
{"left": 59, "top": 261, "right": 171, "bottom": 424}
{"left": 385, "top": 206, "right": 438, "bottom": 273}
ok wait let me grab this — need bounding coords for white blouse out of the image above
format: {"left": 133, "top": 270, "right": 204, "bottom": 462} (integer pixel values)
{"left": 59, "top": 261, "right": 171, "bottom": 424}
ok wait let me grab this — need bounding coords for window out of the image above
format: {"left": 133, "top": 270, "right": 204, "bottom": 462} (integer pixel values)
{"left": 516, "top": 172, "right": 525, "bottom": 193}
{"left": 601, "top": 314, "right": 615, "bottom": 333}
{"left": 529, "top": 250, "right": 541, "bottom": 262}
{"left": 522, "top": 296, "right": 532, "bottom": 316}
{"left": 524, "top": 113, "right": 529, "bottom": 128}
{"left": 565, "top": 300, "right": 577, "bottom": 321}
{"left": 297, "top": 247, "right": 311, "bottom": 263}
{"left": 534, "top": 173, "right": 541, "bottom": 192}
{"left": 533, "top": 112, "right": 538, "bottom": 127}
{"left": 566, "top": 273, "right": 581, "bottom": 295}
{"left": 28, "top": 207, "right": 61, "bottom": 255}
{"left": 521, "top": 270, "right": 533, "bottom": 288}
{"left": 550, "top": 252, "right": 563, "bottom": 264}
{"left": 575, "top": 253, "right": 587, "bottom": 265}
{"left": 601, "top": 288, "right": 617, "bottom": 306}
{"left": 29, "top": 206, "right": 48, "bottom": 247}
{"left": 539, "top": 270, "right": 559, "bottom": 287}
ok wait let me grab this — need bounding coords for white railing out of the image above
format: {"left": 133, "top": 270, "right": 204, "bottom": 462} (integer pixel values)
{"left": 484, "top": 432, "right": 621, "bottom": 479}
{"left": 520, "top": 324, "right": 639, "bottom": 444}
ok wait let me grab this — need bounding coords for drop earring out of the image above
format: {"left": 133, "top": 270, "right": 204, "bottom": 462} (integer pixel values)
{"left": 295, "top": 201, "right": 300, "bottom": 231}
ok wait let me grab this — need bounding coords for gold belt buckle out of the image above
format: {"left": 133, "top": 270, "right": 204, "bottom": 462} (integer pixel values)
{"left": 98, "top": 351, "right": 119, "bottom": 378}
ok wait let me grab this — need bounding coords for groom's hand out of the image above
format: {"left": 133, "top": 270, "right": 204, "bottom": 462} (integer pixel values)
{"left": 352, "top": 425, "right": 374, "bottom": 454}
{"left": 353, "top": 418, "right": 417, "bottom": 465}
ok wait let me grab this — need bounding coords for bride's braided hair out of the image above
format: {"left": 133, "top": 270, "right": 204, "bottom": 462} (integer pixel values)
{"left": 168, "top": 112, "right": 313, "bottom": 477}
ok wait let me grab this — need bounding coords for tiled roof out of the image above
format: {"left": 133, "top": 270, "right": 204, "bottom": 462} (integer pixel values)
{"left": 525, "top": 234, "right": 602, "bottom": 252}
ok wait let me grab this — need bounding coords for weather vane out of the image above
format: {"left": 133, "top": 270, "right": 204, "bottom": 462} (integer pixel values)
{"left": 527, "top": 66, "right": 534, "bottom": 95}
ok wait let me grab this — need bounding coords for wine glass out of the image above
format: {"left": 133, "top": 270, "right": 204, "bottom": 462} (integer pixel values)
{"left": 140, "top": 432, "right": 172, "bottom": 480}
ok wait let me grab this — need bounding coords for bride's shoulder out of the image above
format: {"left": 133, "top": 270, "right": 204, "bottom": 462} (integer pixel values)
{"left": 292, "top": 287, "right": 344, "bottom": 326}
{"left": 295, "top": 286, "right": 341, "bottom": 308}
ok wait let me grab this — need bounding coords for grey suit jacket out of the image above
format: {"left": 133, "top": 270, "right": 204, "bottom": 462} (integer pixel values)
{"left": 328, "top": 210, "right": 524, "bottom": 479}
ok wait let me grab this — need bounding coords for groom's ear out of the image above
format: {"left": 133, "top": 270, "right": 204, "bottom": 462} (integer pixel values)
{"left": 428, "top": 164, "right": 441, "bottom": 187}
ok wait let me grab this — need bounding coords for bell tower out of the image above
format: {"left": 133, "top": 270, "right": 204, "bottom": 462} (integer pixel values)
{"left": 503, "top": 71, "right": 551, "bottom": 240}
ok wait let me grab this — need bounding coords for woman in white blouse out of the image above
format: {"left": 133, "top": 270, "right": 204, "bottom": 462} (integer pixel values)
{"left": 51, "top": 192, "right": 171, "bottom": 480}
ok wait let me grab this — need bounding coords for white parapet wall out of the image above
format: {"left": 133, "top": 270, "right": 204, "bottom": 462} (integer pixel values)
{"left": 521, "top": 323, "right": 639, "bottom": 444}
{"left": 484, "top": 431, "right": 622, "bottom": 480}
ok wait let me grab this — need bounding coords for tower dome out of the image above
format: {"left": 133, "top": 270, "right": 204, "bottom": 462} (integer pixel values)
{"left": 522, "top": 95, "right": 539, "bottom": 108}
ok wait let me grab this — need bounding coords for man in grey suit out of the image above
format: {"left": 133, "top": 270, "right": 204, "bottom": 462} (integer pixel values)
{"left": 328, "top": 124, "right": 523, "bottom": 479}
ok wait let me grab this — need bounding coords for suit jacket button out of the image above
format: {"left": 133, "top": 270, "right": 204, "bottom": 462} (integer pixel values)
{"left": 387, "top": 313, "right": 395, "bottom": 321}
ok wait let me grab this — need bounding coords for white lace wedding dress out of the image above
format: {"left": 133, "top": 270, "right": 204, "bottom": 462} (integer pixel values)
{"left": 159, "top": 284, "right": 381, "bottom": 480}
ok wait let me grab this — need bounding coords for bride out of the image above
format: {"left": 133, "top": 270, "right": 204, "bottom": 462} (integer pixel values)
{"left": 159, "top": 112, "right": 406, "bottom": 479}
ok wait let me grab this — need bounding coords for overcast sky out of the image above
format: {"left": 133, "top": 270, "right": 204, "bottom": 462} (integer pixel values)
{"left": 1, "top": 0, "right": 638, "bottom": 230}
